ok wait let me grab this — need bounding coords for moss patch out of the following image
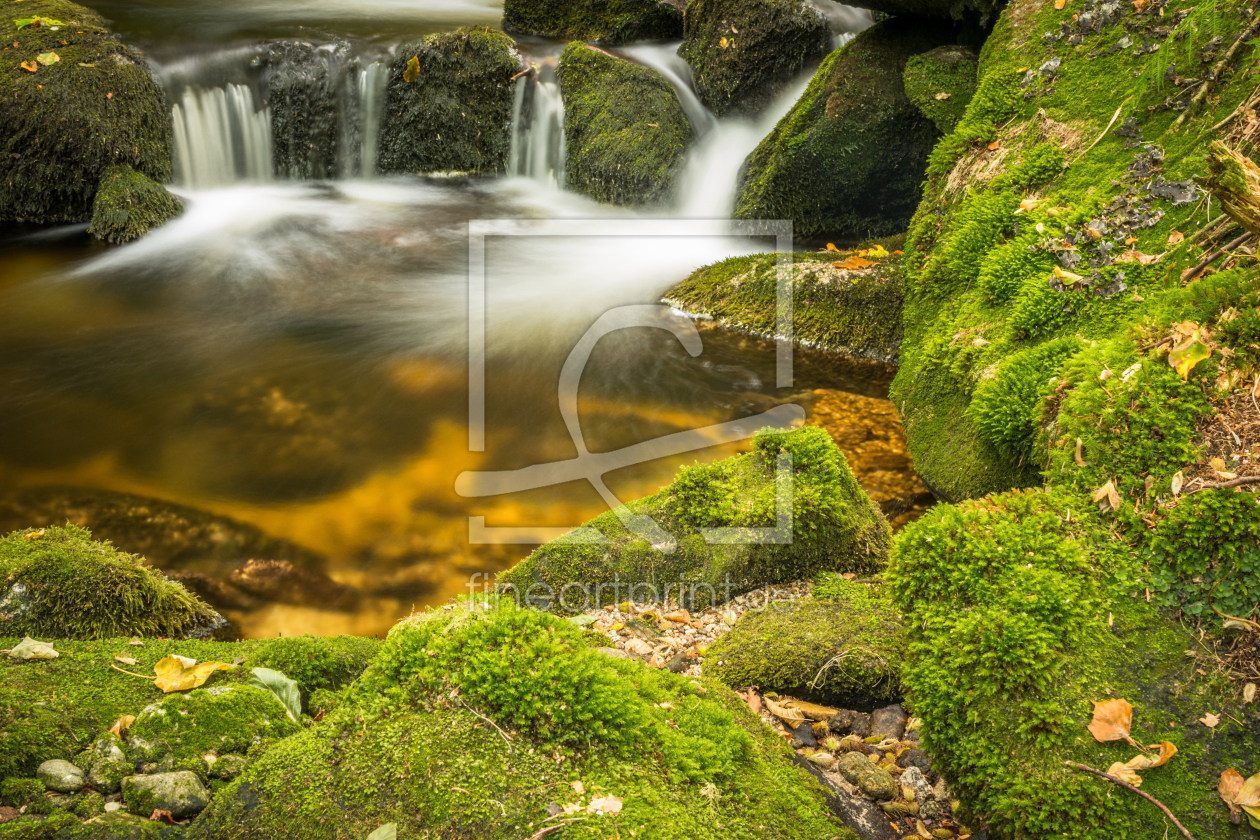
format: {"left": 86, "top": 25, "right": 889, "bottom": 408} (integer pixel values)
{"left": 0, "top": 0, "right": 171, "bottom": 225}
{"left": 902, "top": 44, "right": 979, "bottom": 134}
{"left": 377, "top": 27, "right": 519, "bottom": 176}
{"left": 496, "top": 427, "right": 891, "bottom": 611}
{"left": 557, "top": 42, "right": 692, "bottom": 207}
{"left": 662, "top": 251, "right": 905, "bottom": 363}
{"left": 502, "top": 0, "right": 683, "bottom": 45}
{"left": 87, "top": 165, "right": 182, "bottom": 244}
{"left": 128, "top": 685, "right": 300, "bottom": 762}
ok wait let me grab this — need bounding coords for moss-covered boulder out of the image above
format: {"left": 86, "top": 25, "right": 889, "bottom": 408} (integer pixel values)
{"left": 502, "top": 0, "right": 684, "bottom": 45}
{"left": 128, "top": 685, "right": 300, "bottom": 763}
{"left": 678, "top": 0, "right": 831, "bottom": 118}
{"left": 706, "top": 576, "right": 906, "bottom": 706}
{"left": 902, "top": 44, "right": 978, "bottom": 134}
{"left": 662, "top": 250, "right": 904, "bottom": 363}
{"left": 0, "top": 526, "right": 220, "bottom": 641}
{"left": 0, "top": 810, "right": 167, "bottom": 839}
{"left": 264, "top": 40, "right": 354, "bottom": 180}
{"left": 557, "top": 42, "right": 693, "bottom": 207}
{"left": 0, "top": 634, "right": 378, "bottom": 783}
{"left": 733, "top": 19, "right": 946, "bottom": 240}
{"left": 86, "top": 165, "right": 182, "bottom": 244}
{"left": 850, "top": 0, "right": 1002, "bottom": 22}
{"left": 886, "top": 487, "right": 1255, "bottom": 839}
{"left": 377, "top": 27, "right": 520, "bottom": 176}
{"left": 497, "top": 427, "right": 891, "bottom": 610}
{"left": 190, "top": 603, "right": 857, "bottom": 840}
{"left": 0, "top": 0, "right": 171, "bottom": 226}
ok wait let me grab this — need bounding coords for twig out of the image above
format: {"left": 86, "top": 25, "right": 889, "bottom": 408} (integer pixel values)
{"left": 1205, "top": 565, "right": 1260, "bottom": 630}
{"left": 457, "top": 698, "right": 513, "bottom": 744}
{"left": 526, "top": 818, "right": 587, "bottom": 840}
{"left": 1181, "top": 232, "right": 1255, "bottom": 281}
{"left": 1066, "top": 761, "right": 1196, "bottom": 840}
{"left": 110, "top": 664, "right": 156, "bottom": 680}
{"left": 509, "top": 66, "right": 534, "bottom": 82}
{"left": 1070, "top": 99, "right": 1131, "bottom": 165}
{"left": 1212, "top": 88, "right": 1260, "bottom": 131}
{"left": 1173, "top": 20, "right": 1260, "bottom": 129}
{"left": 1138, "top": 336, "right": 1174, "bottom": 353}
{"left": 1184, "top": 474, "right": 1260, "bottom": 496}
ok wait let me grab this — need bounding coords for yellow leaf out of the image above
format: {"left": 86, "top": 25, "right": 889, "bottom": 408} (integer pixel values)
{"left": 865, "top": 243, "right": 890, "bottom": 257}
{"left": 1125, "top": 741, "right": 1178, "bottom": 770}
{"left": 1054, "top": 0, "right": 1066, "bottom": 8}
{"left": 1053, "top": 265, "right": 1085, "bottom": 283}
{"left": 153, "top": 655, "right": 234, "bottom": 693}
{"left": 1107, "top": 761, "right": 1143, "bottom": 786}
{"left": 1168, "top": 331, "right": 1212, "bottom": 380}
{"left": 20, "top": 60, "right": 36, "bottom": 72}
{"left": 833, "top": 256, "right": 874, "bottom": 270}
{"left": 719, "top": 37, "right": 729, "bottom": 48}
{"left": 109, "top": 714, "right": 135, "bottom": 737}
{"left": 1014, "top": 197, "right": 1041, "bottom": 214}
{"left": 763, "top": 696, "right": 806, "bottom": 727}
{"left": 826, "top": 243, "right": 840, "bottom": 252}
{"left": 1087, "top": 698, "right": 1137, "bottom": 746}
{"left": 402, "top": 55, "right": 420, "bottom": 84}
{"left": 35, "top": 51, "right": 58, "bottom": 65}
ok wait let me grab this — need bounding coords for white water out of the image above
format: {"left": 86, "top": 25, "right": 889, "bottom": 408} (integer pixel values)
{"left": 357, "top": 61, "right": 390, "bottom": 177}
{"left": 620, "top": 44, "right": 716, "bottom": 137}
{"left": 171, "top": 84, "right": 274, "bottom": 189}
{"left": 508, "top": 73, "right": 566, "bottom": 187}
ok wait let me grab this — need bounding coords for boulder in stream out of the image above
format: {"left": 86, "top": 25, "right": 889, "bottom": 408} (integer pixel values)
{"left": 503, "top": 0, "right": 684, "bottom": 45}
{"left": 264, "top": 40, "right": 357, "bottom": 180}
{"left": 557, "top": 42, "right": 692, "bottom": 207}
{"left": 86, "top": 165, "right": 183, "bottom": 244}
{"left": 678, "top": 0, "right": 832, "bottom": 119}
{"left": 0, "top": 0, "right": 173, "bottom": 230}
{"left": 377, "top": 27, "right": 520, "bottom": 177}
{"left": 733, "top": 18, "right": 947, "bottom": 240}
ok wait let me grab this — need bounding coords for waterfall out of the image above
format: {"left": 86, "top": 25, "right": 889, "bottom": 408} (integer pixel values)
{"left": 171, "top": 84, "right": 274, "bottom": 190}
{"left": 357, "top": 61, "right": 390, "bottom": 177}
{"left": 619, "top": 44, "right": 716, "bottom": 137}
{"left": 508, "top": 68, "right": 566, "bottom": 187}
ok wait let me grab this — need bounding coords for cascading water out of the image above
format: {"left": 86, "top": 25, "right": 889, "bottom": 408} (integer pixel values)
{"left": 356, "top": 62, "right": 390, "bottom": 177}
{"left": 171, "top": 84, "right": 274, "bottom": 189}
{"left": 508, "top": 63, "right": 567, "bottom": 187}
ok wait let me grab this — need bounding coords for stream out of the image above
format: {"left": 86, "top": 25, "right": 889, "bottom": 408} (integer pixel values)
{"left": 0, "top": 0, "right": 930, "bottom": 639}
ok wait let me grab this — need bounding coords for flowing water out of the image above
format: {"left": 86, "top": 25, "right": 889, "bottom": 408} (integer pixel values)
{"left": 0, "top": 0, "right": 924, "bottom": 639}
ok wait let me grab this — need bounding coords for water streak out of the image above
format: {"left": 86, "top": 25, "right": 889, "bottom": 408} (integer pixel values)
{"left": 508, "top": 70, "right": 566, "bottom": 187}
{"left": 357, "top": 61, "right": 390, "bottom": 177}
{"left": 171, "top": 84, "right": 273, "bottom": 189}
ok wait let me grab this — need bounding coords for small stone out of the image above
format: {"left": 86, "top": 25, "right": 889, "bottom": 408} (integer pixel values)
{"left": 86, "top": 736, "right": 131, "bottom": 795}
{"left": 207, "top": 754, "right": 248, "bottom": 781}
{"left": 849, "top": 712, "right": 872, "bottom": 738}
{"left": 104, "top": 801, "right": 123, "bottom": 812}
{"left": 898, "top": 747, "right": 933, "bottom": 773}
{"left": 870, "top": 704, "right": 909, "bottom": 741}
{"left": 37, "top": 759, "right": 84, "bottom": 793}
{"left": 837, "top": 752, "right": 897, "bottom": 801}
{"left": 920, "top": 798, "right": 943, "bottom": 821}
{"left": 901, "top": 766, "right": 933, "bottom": 805}
{"left": 790, "top": 721, "right": 817, "bottom": 748}
{"left": 122, "top": 771, "right": 210, "bottom": 820}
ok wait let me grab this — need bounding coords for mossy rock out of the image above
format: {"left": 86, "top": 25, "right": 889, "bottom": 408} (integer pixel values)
{"left": 733, "top": 18, "right": 947, "bottom": 240}
{"left": 678, "top": 0, "right": 831, "bottom": 119}
{"left": 0, "top": 811, "right": 167, "bottom": 839}
{"left": 265, "top": 40, "right": 354, "bottom": 180}
{"left": 853, "top": 0, "right": 1003, "bottom": 23}
{"left": 377, "top": 27, "right": 520, "bottom": 176}
{"left": 0, "top": 634, "right": 378, "bottom": 783}
{"left": 502, "top": 0, "right": 684, "bottom": 45}
{"left": 189, "top": 603, "right": 858, "bottom": 840}
{"left": 128, "top": 686, "right": 300, "bottom": 763}
{"left": 706, "top": 579, "right": 906, "bottom": 707}
{"left": 497, "top": 427, "right": 891, "bottom": 610}
{"left": 557, "top": 42, "right": 693, "bottom": 207}
{"left": 86, "top": 165, "right": 182, "bottom": 244}
{"left": 0, "top": 525, "right": 221, "bottom": 641}
{"left": 902, "top": 44, "right": 978, "bottom": 134}
{"left": 0, "top": 0, "right": 171, "bottom": 225}
{"left": 887, "top": 487, "right": 1256, "bottom": 839}
{"left": 662, "top": 251, "right": 905, "bottom": 363}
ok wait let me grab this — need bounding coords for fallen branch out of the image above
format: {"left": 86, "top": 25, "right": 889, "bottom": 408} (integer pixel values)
{"left": 1181, "top": 231, "right": 1255, "bottom": 281}
{"left": 1184, "top": 474, "right": 1260, "bottom": 496}
{"left": 509, "top": 66, "right": 534, "bottom": 82}
{"left": 1200, "top": 142, "right": 1260, "bottom": 237}
{"left": 1066, "top": 761, "right": 1196, "bottom": 840}
{"left": 1173, "top": 21, "right": 1260, "bottom": 129}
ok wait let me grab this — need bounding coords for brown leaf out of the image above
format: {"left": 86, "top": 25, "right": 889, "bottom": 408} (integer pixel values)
{"left": 987, "top": 140, "right": 1000, "bottom": 151}
{"left": 1087, "top": 698, "right": 1137, "bottom": 746}
{"left": 1168, "top": 230, "right": 1184, "bottom": 246}
{"left": 1091, "top": 480, "right": 1122, "bottom": 513}
{"left": 1127, "top": 741, "right": 1178, "bottom": 770}
{"left": 1244, "top": 683, "right": 1256, "bottom": 704}
{"left": 109, "top": 714, "right": 136, "bottom": 738}
{"left": 149, "top": 810, "right": 185, "bottom": 825}
{"left": 153, "top": 655, "right": 234, "bottom": 693}
{"left": 1075, "top": 438, "right": 1087, "bottom": 466}
{"left": 1107, "top": 761, "right": 1144, "bottom": 786}
{"left": 1199, "top": 712, "right": 1220, "bottom": 728}
{"left": 1055, "top": 0, "right": 1066, "bottom": 9}
{"left": 1115, "top": 250, "right": 1158, "bottom": 264}
{"left": 128, "top": 637, "right": 144, "bottom": 646}
{"left": 764, "top": 696, "right": 805, "bottom": 727}
{"left": 1220, "top": 768, "right": 1245, "bottom": 819}
{"left": 114, "top": 654, "right": 137, "bottom": 666}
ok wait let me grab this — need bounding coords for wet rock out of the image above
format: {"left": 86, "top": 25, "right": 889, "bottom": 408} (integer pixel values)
{"left": 869, "top": 704, "right": 908, "bottom": 741}
{"left": 679, "top": 0, "right": 832, "bottom": 118}
{"left": 36, "top": 760, "right": 84, "bottom": 794}
{"left": 207, "top": 754, "right": 249, "bottom": 782}
{"left": 264, "top": 40, "right": 356, "bottom": 180}
{"left": 849, "top": 711, "right": 873, "bottom": 738}
{"left": 122, "top": 771, "right": 210, "bottom": 820}
{"left": 829, "top": 708, "right": 860, "bottom": 733}
{"left": 902, "top": 44, "right": 979, "bottom": 134}
{"left": 228, "top": 559, "right": 358, "bottom": 611}
{"left": 84, "top": 736, "right": 133, "bottom": 795}
{"left": 378, "top": 27, "right": 520, "bottom": 176}
{"left": 557, "top": 42, "right": 692, "bottom": 207}
{"left": 837, "top": 752, "right": 896, "bottom": 800}
{"left": 790, "top": 720, "right": 818, "bottom": 748}
{"left": 503, "top": 0, "right": 683, "bottom": 44}
{"left": 897, "top": 747, "right": 932, "bottom": 773}
{"left": 792, "top": 753, "right": 899, "bottom": 840}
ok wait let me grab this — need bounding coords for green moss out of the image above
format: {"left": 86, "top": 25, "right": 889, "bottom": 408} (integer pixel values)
{"left": 902, "top": 44, "right": 979, "bottom": 134}
{"left": 0, "top": 0, "right": 171, "bottom": 225}
{"left": 0, "top": 634, "right": 377, "bottom": 783}
{"left": 0, "top": 525, "right": 220, "bottom": 641}
{"left": 497, "top": 427, "right": 891, "bottom": 611}
{"left": 190, "top": 602, "right": 857, "bottom": 840}
{"left": 733, "top": 19, "right": 948, "bottom": 239}
{"left": 86, "top": 165, "right": 182, "bottom": 244}
{"left": 662, "top": 251, "right": 905, "bottom": 362}
{"left": 557, "top": 42, "right": 692, "bottom": 207}
{"left": 502, "top": 0, "right": 682, "bottom": 45}
{"left": 377, "top": 27, "right": 519, "bottom": 176}
{"left": 678, "top": 0, "right": 831, "bottom": 118}
{"left": 247, "top": 634, "right": 380, "bottom": 714}
{"left": 706, "top": 581, "right": 906, "bottom": 705}
{"left": 128, "top": 685, "right": 300, "bottom": 762}
{"left": 0, "top": 778, "right": 44, "bottom": 807}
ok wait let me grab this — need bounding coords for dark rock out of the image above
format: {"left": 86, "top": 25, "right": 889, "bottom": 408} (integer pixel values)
{"left": 791, "top": 753, "right": 899, "bottom": 840}
{"left": 849, "top": 711, "right": 872, "bottom": 738}
{"left": 846, "top": 0, "right": 1002, "bottom": 22}
{"left": 228, "top": 559, "right": 358, "bottom": 611}
{"left": 869, "top": 704, "right": 908, "bottom": 741}
{"left": 666, "top": 651, "right": 693, "bottom": 673}
{"left": 897, "top": 747, "right": 933, "bottom": 773}
{"left": 790, "top": 720, "right": 818, "bottom": 747}
{"left": 264, "top": 40, "right": 356, "bottom": 180}
{"left": 679, "top": 0, "right": 832, "bottom": 118}
{"left": 87, "top": 165, "right": 182, "bottom": 244}
{"left": 502, "top": 0, "right": 683, "bottom": 44}
{"left": 829, "top": 708, "right": 860, "bottom": 733}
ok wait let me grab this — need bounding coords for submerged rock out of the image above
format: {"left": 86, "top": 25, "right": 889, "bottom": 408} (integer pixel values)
{"left": 902, "top": 44, "right": 978, "bottom": 134}
{"left": 0, "top": 0, "right": 171, "bottom": 227}
{"left": 502, "top": 0, "right": 684, "bottom": 44}
{"left": 679, "top": 0, "right": 832, "bottom": 118}
{"left": 377, "top": 27, "right": 519, "bottom": 176}
{"left": 734, "top": 18, "right": 947, "bottom": 239}
{"left": 228, "top": 559, "right": 358, "bottom": 611}
{"left": 497, "top": 427, "right": 891, "bottom": 610}
{"left": 557, "top": 42, "right": 692, "bottom": 207}
{"left": 87, "top": 165, "right": 182, "bottom": 244}
{"left": 122, "top": 771, "right": 210, "bottom": 820}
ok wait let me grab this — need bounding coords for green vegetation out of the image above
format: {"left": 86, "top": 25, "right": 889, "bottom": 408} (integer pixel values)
{"left": 190, "top": 601, "right": 856, "bottom": 840}
{"left": 706, "top": 577, "right": 906, "bottom": 704}
{"left": 678, "top": 0, "right": 831, "bottom": 118}
{"left": 497, "top": 427, "right": 891, "bottom": 610}
{"left": 129, "top": 685, "right": 300, "bottom": 762}
{"left": 0, "top": 525, "right": 220, "bottom": 641}
{"left": 663, "top": 251, "right": 905, "bottom": 363}
{"left": 0, "top": 0, "right": 171, "bottom": 225}
{"left": 902, "top": 44, "right": 979, "bottom": 134}
{"left": 87, "top": 165, "right": 182, "bottom": 244}
{"left": 557, "top": 42, "right": 692, "bottom": 206}
{"left": 377, "top": 27, "right": 519, "bottom": 176}
{"left": 733, "top": 18, "right": 947, "bottom": 240}
{"left": 501, "top": 0, "right": 683, "bottom": 45}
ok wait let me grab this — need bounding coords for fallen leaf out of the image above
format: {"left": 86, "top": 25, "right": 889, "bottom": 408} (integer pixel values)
{"left": 719, "top": 37, "right": 729, "bottom": 48}
{"left": 128, "top": 637, "right": 144, "bottom": 646}
{"left": 1125, "top": 236, "right": 1138, "bottom": 245}
{"left": 6, "top": 637, "right": 57, "bottom": 661}
{"left": 1054, "top": 265, "right": 1086, "bottom": 284}
{"left": 1219, "top": 769, "right": 1260, "bottom": 827}
{"left": 1245, "top": 683, "right": 1256, "bottom": 703}
{"left": 1168, "top": 230, "right": 1184, "bottom": 246}
{"left": 248, "top": 667, "right": 301, "bottom": 721}
{"left": 19, "top": 60, "right": 35, "bottom": 72}
{"left": 1129, "top": 741, "right": 1178, "bottom": 770}
{"left": 743, "top": 689, "right": 762, "bottom": 713}
{"left": 1171, "top": 470, "right": 1184, "bottom": 495}
{"left": 1220, "top": 768, "right": 1246, "bottom": 819}
{"left": 1132, "top": 0, "right": 1147, "bottom": 10}
{"left": 587, "top": 794, "right": 623, "bottom": 816}
{"left": 1075, "top": 437, "right": 1087, "bottom": 466}
{"left": 366, "top": 824, "right": 397, "bottom": 840}
{"left": 149, "top": 810, "right": 180, "bottom": 825}
{"left": 153, "top": 655, "right": 234, "bottom": 693}
{"left": 1055, "top": 0, "right": 1066, "bottom": 8}
{"left": 35, "top": 50, "right": 57, "bottom": 65}
{"left": 1091, "top": 480, "right": 1122, "bottom": 513}
{"left": 1115, "top": 250, "right": 1158, "bottom": 264}
{"left": 832, "top": 256, "right": 874, "bottom": 270}
{"left": 1106, "top": 761, "right": 1144, "bottom": 785}
{"left": 865, "top": 243, "right": 890, "bottom": 258}
{"left": 1168, "top": 330, "right": 1212, "bottom": 380}
{"left": 1087, "top": 698, "right": 1137, "bottom": 746}
{"left": 988, "top": 140, "right": 1000, "bottom": 151}
{"left": 764, "top": 696, "right": 806, "bottom": 727}
{"left": 1015, "top": 197, "right": 1041, "bottom": 214}
{"left": 114, "top": 655, "right": 137, "bottom": 666}
{"left": 934, "top": 91, "right": 951, "bottom": 99}
{"left": 571, "top": 780, "right": 584, "bottom": 795}
{"left": 1200, "top": 712, "right": 1220, "bottom": 728}
{"left": 105, "top": 92, "right": 112, "bottom": 99}
{"left": 23, "top": 529, "right": 45, "bottom": 540}
{"left": 402, "top": 55, "right": 420, "bottom": 83}
{"left": 826, "top": 243, "right": 840, "bottom": 252}
{"left": 109, "top": 714, "right": 136, "bottom": 737}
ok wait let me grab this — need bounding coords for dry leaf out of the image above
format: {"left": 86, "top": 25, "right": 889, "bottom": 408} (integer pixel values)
{"left": 114, "top": 654, "right": 137, "bottom": 666}
{"left": 1171, "top": 470, "right": 1184, "bottom": 495}
{"left": 1087, "top": 698, "right": 1137, "bottom": 746}
{"left": 1244, "top": 683, "right": 1256, "bottom": 703}
{"left": 35, "top": 51, "right": 58, "bottom": 65}
{"left": 1106, "top": 761, "right": 1144, "bottom": 785}
{"left": 20, "top": 60, "right": 36, "bottom": 72}
{"left": 744, "top": 689, "right": 762, "bottom": 713}
{"left": 587, "top": 794, "right": 623, "bottom": 816}
{"left": 571, "top": 780, "right": 584, "bottom": 795}
{"left": 1220, "top": 768, "right": 1246, "bottom": 819}
{"left": 153, "top": 655, "right": 234, "bottom": 693}
{"left": 719, "top": 37, "right": 729, "bottom": 48}
{"left": 1115, "top": 250, "right": 1158, "bottom": 264}
{"left": 826, "top": 243, "right": 840, "bottom": 252}
{"left": 1075, "top": 437, "right": 1087, "bottom": 466}
{"left": 1169, "top": 330, "right": 1212, "bottom": 380}
{"left": 1055, "top": 0, "right": 1066, "bottom": 9}
{"left": 1219, "top": 769, "right": 1260, "bottom": 828}
{"left": 1200, "top": 712, "right": 1220, "bottom": 728}
{"left": 1124, "top": 236, "right": 1138, "bottom": 245}
{"left": 1014, "top": 197, "right": 1041, "bottom": 214}
{"left": 109, "top": 715, "right": 136, "bottom": 737}
{"left": 1133, "top": 0, "right": 1147, "bottom": 10}
{"left": 7, "top": 637, "right": 57, "bottom": 661}
{"left": 764, "top": 697, "right": 806, "bottom": 726}
{"left": 23, "top": 529, "right": 45, "bottom": 540}
{"left": 832, "top": 256, "right": 874, "bottom": 270}
{"left": 1168, "top": 230, "right": 1184, "bottom": 246}
{"left": 128, "top": 637, "right": 144, "bottom": 646}
{"left": 150, "top": 810, "right": 179, "bottom": 825}
{"left": 1129, "top": 741, "right": 1178, "bottom": 770}
{"left": 1091, "top": 480, "right": 1122, "bottom": 513}
{"left": 934, "top": 92, "right": 951, "bottom": 100}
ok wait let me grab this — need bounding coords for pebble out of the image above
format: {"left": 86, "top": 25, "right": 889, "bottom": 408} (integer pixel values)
{"left": 901, "top": 766, "right": 933, "bottom": 805}
{"left": 36, "top": 760, "right": 83, "bottom": 794}
{"left": 870, "top": 704, "right": 908, "bottom": 741}
{"left": 837, "top": 752, "right": 896, "bottom": 801}
{"left": 122, "top": 771, "right": 210, "bottom": 820}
